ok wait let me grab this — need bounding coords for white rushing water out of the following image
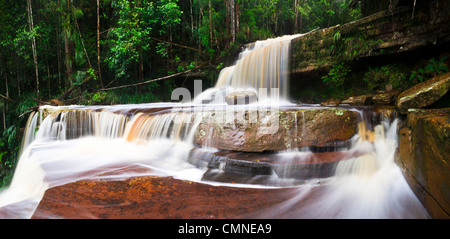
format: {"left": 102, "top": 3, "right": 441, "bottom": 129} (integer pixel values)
{"left": 212, "top": 34, "right": 303, "bottom": 101}
{"left": 312, "top": 119, "right": 429, "bottom": 218}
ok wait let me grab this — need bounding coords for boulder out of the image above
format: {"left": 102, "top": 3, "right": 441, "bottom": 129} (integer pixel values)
{"left": 189, "top": 147, "right": 363, "bottom": 180}
{"left": 193, "top": 108, "right": 358, "bottom": 152}
{"left": 396, "top": 108, "right": 450, "bottom": 218}
{"left": 225, "top": 90, "right": 258, "bottom": 105}
{"left": 372, "top": 91, "right": 399, "bottom": 105}
{"left": 320, "top": 98, "right": 342, "bottom": 106}
{"left": 341, "top": 94, "right": 373, "bottom": 105}
{"left": 397, "top": 72, "right": 450, "bottom": 114}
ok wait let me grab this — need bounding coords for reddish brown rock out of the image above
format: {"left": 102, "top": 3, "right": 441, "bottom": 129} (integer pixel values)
{"left": 341, "top": 94, "right": 373, "bottom": 105}
{"left": 31, "top": 175, "right": 325, "bottom": 219}
{"left": 372, "top": 91, "right": 399, "bottom": 105}
{"left": 320, "top": 98, "right": 342, "bottom": 106}
{"left": 189, "top": 148, "right": 363, "bottom": 179}
{"left": 193, "top": 108, "right": 358, "bottom": 152}
{"left": 397, "top": 72, "right": 450, "bottom": 114}
{"left": 397, "top": 108, "right": 450, "bottom": 218}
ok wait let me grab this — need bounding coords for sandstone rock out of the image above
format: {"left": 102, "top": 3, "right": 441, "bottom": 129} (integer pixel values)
{"left": 397, "top": 72, "right": 450, "bottom": 114}
{"left": 341, "top": 94, "right": 373, "bottom": 105}
{"left": 193, "top": 108, "right": 357, "bottom": 152}
{"left": 31, "top": 175, "right": 304, "bottom": 219}
{"left": 291, "top": 3, "right": 450, "bottom": 75}
{"left": 320, "top": 98, "right": 342, "bottom": 106}
{"left": 373, "top": 106, "right": 397, "bottom": 121}
{"left": 189, "top": 148, "right": 362, "bottom": 180}
{"left": 225, "top": 90, "right": 258, "bottom": 105}
{"left": 372, "top": 91, "right": 399, "bottom": 105}
{"left": 397, "top": 108, "right": 450, "bottom": 218}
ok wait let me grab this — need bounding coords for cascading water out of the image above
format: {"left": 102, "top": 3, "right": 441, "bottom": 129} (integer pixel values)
{"left": 215, "top": 34, "right": 302, "bottom": 99}
{"left": 0, "top": 34, "right": 430, "bottom": 219}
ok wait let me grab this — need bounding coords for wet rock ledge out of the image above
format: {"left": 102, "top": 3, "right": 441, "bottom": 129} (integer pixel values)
{"left": 396, "top": 108, "right": 450, "bottom": 219}
{"left": 193, "top": 108, "right": 358, "bottom": 152}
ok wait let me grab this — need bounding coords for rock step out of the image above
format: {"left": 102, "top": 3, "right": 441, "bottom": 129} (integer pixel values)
{"left": 31, "top": 175, "right": 323, "bottom": 219}
{"left": 188, "top": 148, "right": 363, "bottom": 180}
{"left": 193, "top": 107, "right": 358, "bottom": 152}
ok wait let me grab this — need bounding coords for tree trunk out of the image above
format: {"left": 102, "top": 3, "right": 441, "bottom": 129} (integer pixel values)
{"left": 64, "top": 30, "right": 72, "bottom": 86}
{"left": 56, "top": 27, "right": 62, "bottom": 90}
{"left": 236, "top": 2, "right": 239, "bottom": 35}
{"left": 97, "top": 0, "right": 104, "bottom": 88}
{"left": 27, "top": 0, "right": 39, "bottom": 98}
{"left": 190, "top": 0, "right": 194, "bottom": 37}
{"left": 300, "top": 0, "right": 305, "bottom": 33}
{"left": 225, "top": 0, "right": 230, "bottom": 35}
{"left": 198, "top": 7, "right": 203, "bottom": 50}
{"left": 294, "top": 0, "right": 298, "bottom": 33}
{"left": 138, "top": 53, "right": 143, "bottom": 93}
{"left": 47, "top": 63, "right": 51, "bottom": 97}
{"left": 230, "top": 0, "right": 235, "bottom": 43}
{"left": 15, "top": 54, "right": 21, "bottom": 96}
{"left": 209, "top": 0, "right": 213, "bottom": 48}
{"left": 2, "top": 46, "right": 9, "bottom": 131}
{"left": 2, "top": 55, "right": 9, "bottom": 100}
{"left": 64, "top": 0, "right": 73, "bottom": 86}
{"left": 56, "top": 0, "right": 62, "bottom": 90}
{"left": 2, "top": 107, "right": 5, "bottom": 131}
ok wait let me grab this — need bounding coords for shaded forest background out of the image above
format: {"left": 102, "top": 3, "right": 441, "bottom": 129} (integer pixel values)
{"left": 0, "top": 0, "right": 364, "bottom": 188}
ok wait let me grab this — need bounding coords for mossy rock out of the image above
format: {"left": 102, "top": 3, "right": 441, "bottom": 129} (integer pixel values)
{"left": 193, "top": 108, "right": 357, "bottom": 152}
{"left": 397, "top": 108, "right": 450, "bottom": 218}
{"left": 397, "top": 72, "right": 450, "bottom": 114}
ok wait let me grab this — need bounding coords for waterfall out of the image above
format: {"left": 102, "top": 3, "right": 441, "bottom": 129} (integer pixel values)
{"left": 215, "top": 34, "right": 303, "bottom": 100}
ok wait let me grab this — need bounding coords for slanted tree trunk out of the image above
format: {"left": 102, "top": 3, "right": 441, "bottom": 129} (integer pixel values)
{"left": 1, "top": 45, "right": 9, "bottom": 131}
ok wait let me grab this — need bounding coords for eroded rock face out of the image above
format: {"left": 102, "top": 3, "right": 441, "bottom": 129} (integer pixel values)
{"left": 397, "top": 72, "right": 450, "bottom": 114}
{"left": 290, "top": 3, "right": 450, "bottom": 75}
{"left": 397, "top": 108, "right": 450, "bottom": 218}
{"left": 193, "top": 108, "right": 358, "bottom": 152}
{"left": 336, "top": 91, "right": 398, "bottom": 106}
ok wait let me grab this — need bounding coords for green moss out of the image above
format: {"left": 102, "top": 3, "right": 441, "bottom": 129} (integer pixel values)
{"left": 334, "top": 109, "right": 345, "bottom": 116}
